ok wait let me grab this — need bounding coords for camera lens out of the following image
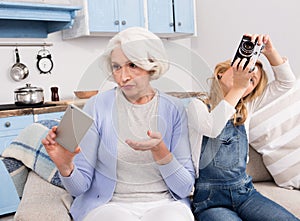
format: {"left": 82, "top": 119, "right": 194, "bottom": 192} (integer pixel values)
{"left": 240, "top": 41, "right": 254, "bottom": 57}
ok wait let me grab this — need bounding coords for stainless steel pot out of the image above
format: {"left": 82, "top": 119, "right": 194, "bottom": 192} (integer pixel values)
{"left": 14, "top": 84, "right": 44, "bottom": 105}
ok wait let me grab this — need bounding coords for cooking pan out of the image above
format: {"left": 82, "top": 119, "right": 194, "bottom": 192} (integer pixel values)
{"left": 10, "top": 48, "right": 29, "bottom": 81}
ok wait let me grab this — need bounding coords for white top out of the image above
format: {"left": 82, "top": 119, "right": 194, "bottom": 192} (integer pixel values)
{"left": 112, "top": 88, "right": 171, "bottom": 202}
{"left": 187, "top": 58, "right": 296, "bottom": 177}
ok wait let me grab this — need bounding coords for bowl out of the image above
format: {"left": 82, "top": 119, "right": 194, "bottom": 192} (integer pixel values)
{"left": 74, "top": 90, "right": 98, "bottom": 99}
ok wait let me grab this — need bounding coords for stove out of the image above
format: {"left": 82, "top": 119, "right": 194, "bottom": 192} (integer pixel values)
{"left": 0, "top": 103, "right": 56, "bottom": 111}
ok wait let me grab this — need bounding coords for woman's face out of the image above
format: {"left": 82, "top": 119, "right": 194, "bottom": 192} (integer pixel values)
{"left": 220, "top": 66, "right": 262, "bottom": 97}
{"left": 111, "top": 47, "right": 153, "bottom": 104}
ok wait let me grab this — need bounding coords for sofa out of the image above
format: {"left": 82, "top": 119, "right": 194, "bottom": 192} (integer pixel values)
{"left": 9, "top": 145, "right": 299, "bottom": 220}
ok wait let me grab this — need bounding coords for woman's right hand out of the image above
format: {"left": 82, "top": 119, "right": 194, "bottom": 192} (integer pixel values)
{"left": 42, "top": 126, "right": 80, "bottom": 177}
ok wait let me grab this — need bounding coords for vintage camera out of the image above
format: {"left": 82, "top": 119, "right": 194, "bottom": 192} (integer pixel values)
{"left": 231, "top": 35, "right": 264, "bottom": 72}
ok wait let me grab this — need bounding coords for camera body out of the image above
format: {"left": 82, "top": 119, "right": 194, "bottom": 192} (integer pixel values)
{"left": 231, "top": 35, "right": 264, "bottom": 72}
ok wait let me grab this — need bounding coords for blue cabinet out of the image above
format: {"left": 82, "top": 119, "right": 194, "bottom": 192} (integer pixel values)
{"left": 63, "top": 0, "right": 195, "bottom": 39}
{"left": 0, "top": 1, "right": 80, "bottom": 38}
{"left": 35, "top": 111, "right": 64, "bottom": 121}
{"left": 0, "top": 115, "right": 34, "bottom": 154}
{"left": 88, "top": 0, "right": 145, "bottom": 33}
{"left": 147, "top": 0, "right": 195, "bottom": 36}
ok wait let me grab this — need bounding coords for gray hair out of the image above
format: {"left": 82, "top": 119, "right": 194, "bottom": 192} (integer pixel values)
{"left": 99, "top": 27, "right": 169, "bottom": 81}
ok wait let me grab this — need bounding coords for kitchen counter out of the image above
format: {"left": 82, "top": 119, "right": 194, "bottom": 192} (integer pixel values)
{"left": 0, "top": 99, "right": 87, "bottom": 118}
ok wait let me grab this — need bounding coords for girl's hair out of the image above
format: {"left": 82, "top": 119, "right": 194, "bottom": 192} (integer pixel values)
{"left": 208, "top": 59, "right": 268, "bottom": 125}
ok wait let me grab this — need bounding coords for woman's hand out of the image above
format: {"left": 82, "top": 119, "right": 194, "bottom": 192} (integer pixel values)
{"left": 42, "top": 126, "right": 80, "bottom": 177}
{"left": 125, "top": 130, "right": 173, "bottom": 164}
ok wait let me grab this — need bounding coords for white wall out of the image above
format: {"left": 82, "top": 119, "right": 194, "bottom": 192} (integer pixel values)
{"left": 192, "top": 0, "right": 300, "bottom": 81}
{"left": 0, "top": 0, "right": 299, "bottom": 104}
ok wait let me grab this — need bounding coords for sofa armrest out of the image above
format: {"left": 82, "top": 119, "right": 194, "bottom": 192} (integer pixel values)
{"left": 14, "top": 171, "right": 72, "bottom": 221}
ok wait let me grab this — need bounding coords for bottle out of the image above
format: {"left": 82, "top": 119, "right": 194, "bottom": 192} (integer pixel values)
{"left": 51, "top": 86, "right": 59, "bottom": 101}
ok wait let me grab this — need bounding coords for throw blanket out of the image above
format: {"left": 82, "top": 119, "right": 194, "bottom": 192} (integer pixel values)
{"left": 1, "top": 120, "right": 63, "bottom": 191}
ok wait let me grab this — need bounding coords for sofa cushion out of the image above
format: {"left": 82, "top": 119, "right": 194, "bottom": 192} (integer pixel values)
{"left": 249, "top": 80, "right": 300, "bottom": 189}
{"left": 1, "top": 120, "right": 63, "bottom": 189}
{"left": 254, "top": 181, "right": 300, "bottom": 219}
{"left": 14, "top": 171, "right": 72, "bottom": 221}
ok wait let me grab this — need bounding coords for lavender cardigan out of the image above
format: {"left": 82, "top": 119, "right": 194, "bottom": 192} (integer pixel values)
{"left": 61, "top": 88, "right": 195, "bottom": 221}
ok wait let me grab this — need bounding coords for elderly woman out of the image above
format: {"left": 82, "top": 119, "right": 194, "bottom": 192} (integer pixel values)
{"left": 42, "top": 27, "right": 195, "bottom": 221}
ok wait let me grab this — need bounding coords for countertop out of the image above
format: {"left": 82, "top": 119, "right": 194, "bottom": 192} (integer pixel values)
{"left": 0, "top": 99, "right": 87, "bottom": 118}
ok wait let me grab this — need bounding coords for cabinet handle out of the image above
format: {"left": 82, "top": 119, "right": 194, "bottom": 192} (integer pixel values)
{"left": 4, "top": 121, "right": 11, "bottom": 127}
{"left": 169, "top": 22, "right": 174, "bottom": 27}
{"left": 114, "top": 20, "right": 119, "bottom": 25}
{"left": 178, "top": 22, "right": 182, "bottom": 26}
{"left": 121, "top": 20, "right": 126, "bottom": 25}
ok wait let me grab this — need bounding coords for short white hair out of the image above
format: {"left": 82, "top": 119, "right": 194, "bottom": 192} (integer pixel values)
{"left": 99, "top": 27, "right": 169, "bottom": 81}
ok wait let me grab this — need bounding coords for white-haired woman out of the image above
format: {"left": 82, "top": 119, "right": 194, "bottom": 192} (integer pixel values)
{"left": 42, "top": 27, "right": 195, "bottom": 221}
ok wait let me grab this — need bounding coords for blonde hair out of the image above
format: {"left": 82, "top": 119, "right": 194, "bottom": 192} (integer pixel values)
{"left": 207, "top": 59, "right": 268, "bottom": 125}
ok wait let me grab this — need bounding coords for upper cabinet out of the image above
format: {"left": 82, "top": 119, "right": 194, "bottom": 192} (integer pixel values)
{"left": 147, "top": 0, "right": 195, "bottom": 37}
{"left": 0, "top": 1, "right": 80, "bottom": 38}
{"left": 63, "top": 0, "right": 196, "bottom": 39}
{"left": 88, "top": 0, "right": 145, "bottom": 33}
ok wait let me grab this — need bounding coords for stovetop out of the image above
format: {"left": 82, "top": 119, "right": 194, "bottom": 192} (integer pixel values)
{"left": 0, "top": 103, "right": 56, "bottom": 111}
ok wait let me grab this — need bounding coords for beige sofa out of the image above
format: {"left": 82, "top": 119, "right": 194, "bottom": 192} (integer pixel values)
{"left": 11, "top": 145, "right": 299, "bottom": 221}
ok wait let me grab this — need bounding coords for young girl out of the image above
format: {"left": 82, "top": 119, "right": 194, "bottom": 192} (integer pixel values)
{"left": 188, "top": 34, "right": 300, "bottom": 221}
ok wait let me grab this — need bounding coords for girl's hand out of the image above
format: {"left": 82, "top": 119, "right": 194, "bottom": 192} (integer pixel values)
{"left": 244, "top": 33, "right": 283, "bottom": 66}
{"left": 42, "top": 126, "right": 80, "bottom": 177}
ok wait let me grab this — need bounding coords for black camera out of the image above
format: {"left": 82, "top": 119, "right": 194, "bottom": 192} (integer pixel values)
{"left": 231, "top": 35, "right": 264, "bottom": 72}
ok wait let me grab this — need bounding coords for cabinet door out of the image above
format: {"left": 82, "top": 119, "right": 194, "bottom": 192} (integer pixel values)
{"left": 117, "top": 0, "right": 145, "bottom": 31}
{"left": 0, "top": 115, "right": 34, "bottom": 154}
{"left": 173, "top": 0, "right": 194, "bottom": 33}
{"left": 88, "top": 0, "right": 118, "bottom": 33}
{"left": 147, "top": 0, "right": 194, "bottom": 35}
{"left": 147, "top": 0, "right": 174, "bottom": 34}
{"left": 88, "top": 0, "right": 144, "bottom": 33}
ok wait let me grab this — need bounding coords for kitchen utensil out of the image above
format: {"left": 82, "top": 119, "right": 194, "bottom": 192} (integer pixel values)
{"left": 51, "top": 86, "right": 59, "bottom": 101}
{"left": 14, "top": 83, "right": 44, "bottom": 105}
{"left": 10, "top": 48, "right": 29, "bottom": 81}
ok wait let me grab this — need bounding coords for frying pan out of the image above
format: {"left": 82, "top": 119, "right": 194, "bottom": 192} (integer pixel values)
{"left": 10, "top": 48, "right": 29, "bottom": 81}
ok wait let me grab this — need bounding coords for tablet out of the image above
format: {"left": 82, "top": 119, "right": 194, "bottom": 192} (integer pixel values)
{"left": 55, "top": 104, "right": 94, "bottom": 152}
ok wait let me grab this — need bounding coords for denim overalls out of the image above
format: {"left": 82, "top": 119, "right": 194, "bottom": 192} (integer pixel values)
{"left": 192, "top": 120, "right": 299, "bottom": 221}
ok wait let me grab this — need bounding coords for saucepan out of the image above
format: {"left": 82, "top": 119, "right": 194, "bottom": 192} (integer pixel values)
{"left": 10, "top": 48, "right": 29, "bottom": 81}
{"left": 14, "top": 84, "right": 44, "bottom": 106}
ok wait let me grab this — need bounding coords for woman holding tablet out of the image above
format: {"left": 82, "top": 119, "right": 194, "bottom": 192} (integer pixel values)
{"left": 42, "top": 27, "right": 195, "bottom": 221}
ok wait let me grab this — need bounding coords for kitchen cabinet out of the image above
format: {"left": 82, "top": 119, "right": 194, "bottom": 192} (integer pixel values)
{"left": 63, "top": 0, "right": 195, "bottom": 39}
{"left": 63, "top": 0, "right": 145, "bottom": 38}
{"left": 88, "top": 0, "right": 145, "bottom": 33}
{"left": 0, "top": 1, "right": 80, "bottom": 38}
{"left": 147, "top": 0, "right": 195, "bottom": 37}
{"left": 0, "top": 115, "right": 34, "bottom": 154}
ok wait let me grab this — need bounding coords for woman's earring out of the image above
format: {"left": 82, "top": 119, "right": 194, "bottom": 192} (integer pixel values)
{"left": 217, "top": 74, "right": 222, "bottom": 80}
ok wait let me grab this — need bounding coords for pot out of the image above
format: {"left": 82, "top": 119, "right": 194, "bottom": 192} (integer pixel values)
{"left": 10, "top": 48, "right": 29, "bottom": 81}
{"left": 14, "top": 84, "right": 44, "bottom": 106}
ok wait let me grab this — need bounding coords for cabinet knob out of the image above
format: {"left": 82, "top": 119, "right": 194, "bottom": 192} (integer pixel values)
{"left": 5, "top": 121, "right": 11, "bottom": 127}
{"left": 178, "top": 22, "right": 182, "bottom": 26}
{"left": 121, "top": 20, "right": 126, "bottom": 25}
{"left": 169, "top": 22, "right": 174, "bottom": 27}
{"left": 114, "top": 20, "right": 119, "bottom": 25}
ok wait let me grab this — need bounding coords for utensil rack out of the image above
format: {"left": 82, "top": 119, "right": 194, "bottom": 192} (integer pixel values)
{"left": 0, "top": 43, "right": 53, "bottom": 47}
